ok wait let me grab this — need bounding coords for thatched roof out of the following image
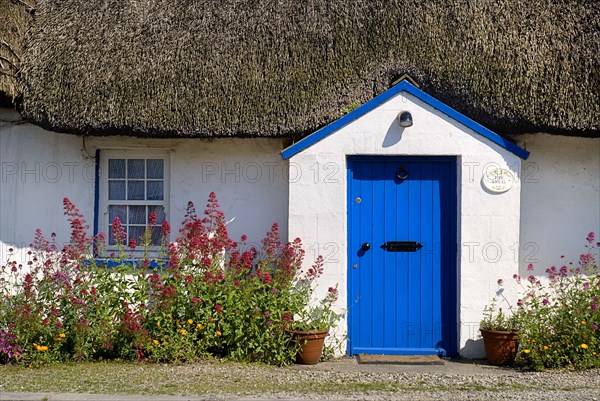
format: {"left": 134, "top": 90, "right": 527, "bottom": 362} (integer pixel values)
{"left": 0, "top": 0, "right": 33, "bottom": 100}
{"left": 4, "top": 0, "right": 600, "bottom": 137}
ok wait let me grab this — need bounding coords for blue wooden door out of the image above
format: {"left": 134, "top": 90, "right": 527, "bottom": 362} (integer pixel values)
{"left": 347, "top": 156, "right": 457, "bottom": 356}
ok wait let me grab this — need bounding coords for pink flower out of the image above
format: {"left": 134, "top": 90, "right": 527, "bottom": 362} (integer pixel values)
{"left": 128, "top": 237, "right": 137, "bottom": 251}
{"left": 527, "top": 263, "right": 534, "bottom": 271}
{"left": 586, "top": 232, "right": 595, "bottom": 243}
{"left": 517, "top": 299, "right": 523, "bottom": 307}
{"left": 542, "top": 298, "right": 549, "bottom": 305}
{"left": 214, "top": 304, "right": 223, "bottom": 313}
{"left": 149, "top": 212, "right": 158, "bottom": 226}
{"left": 591, "top": 324, "right": 598, "bottom": 331}
{"left": 264, "top": 311, "right": 270, "bottom": 318}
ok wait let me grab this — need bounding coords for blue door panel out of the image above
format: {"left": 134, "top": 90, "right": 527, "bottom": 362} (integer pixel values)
{"left": 347, "top": 156, "right": 457, "bottom": 356}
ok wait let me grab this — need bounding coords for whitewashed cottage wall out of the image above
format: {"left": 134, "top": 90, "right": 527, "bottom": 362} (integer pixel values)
{"left": 0, "top": 108, "right": 289, "bottom": 265}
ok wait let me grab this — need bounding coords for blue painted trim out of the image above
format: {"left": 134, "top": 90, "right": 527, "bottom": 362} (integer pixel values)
{"left": 351, "top": 347, "right": 446, "bottom": 356}
{"left": 93, "top": 149, "right": 100, "bottom": 255}
{"left": 82, "top": 259, "right": 164, "bottom": 269}
{"left": 281, "top": 80, "right": 529, "bottom": 160}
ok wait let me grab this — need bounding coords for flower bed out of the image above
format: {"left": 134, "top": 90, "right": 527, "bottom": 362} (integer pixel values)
{"left": 0, "top": 193, "right": 340, "bottom": 366}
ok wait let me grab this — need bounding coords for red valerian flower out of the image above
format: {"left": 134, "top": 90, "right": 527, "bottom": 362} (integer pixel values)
{"left": 129, "top": 237, "right": 137, "bottom": 251}
{"left": 161, "top": 220, "right": 171, "bottom": 236}
{"left": 149, "top": 211, "right": 158, "bottom": 226}
{"left": 214, "top": 304, "right": 223, "bottom": 314}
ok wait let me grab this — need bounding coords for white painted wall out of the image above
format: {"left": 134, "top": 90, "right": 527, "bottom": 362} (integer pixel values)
{"left": 1, "top": 109, "right": 289, "bottom": 266}
{"left": 288, "top": 92, "right": 523, "bottom": 358}
{"left": 516, "top": 134, "right": 600, "bottom": 277}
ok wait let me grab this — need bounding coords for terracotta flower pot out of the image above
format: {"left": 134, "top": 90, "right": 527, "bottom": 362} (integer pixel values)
{"left": 288, "top": 329, "right": 329, "bottom": 365}
{"left": 480, "top": 328, "right": 519, "bottom": 366}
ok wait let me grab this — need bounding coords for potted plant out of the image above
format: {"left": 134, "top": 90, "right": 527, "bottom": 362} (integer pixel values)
{"left": 287, "top": 257, "right": 342, "bottom": 364}
{"left": 480, "top": 288, "right": 521, "bottom": 366}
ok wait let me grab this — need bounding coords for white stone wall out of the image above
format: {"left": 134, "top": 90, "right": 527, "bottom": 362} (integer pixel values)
{"left": 0, "top": 109, "right": 289, "bottom": 265}
{"left": 516, "top": 134, "right": 600, "bottom": 277}
{"left": 288, "top": 92, "right": 523, "bottom": 358}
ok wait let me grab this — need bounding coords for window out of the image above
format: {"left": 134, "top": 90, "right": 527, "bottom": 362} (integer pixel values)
{"left": 98, "top": 150, "right": 169, "bottom": 252}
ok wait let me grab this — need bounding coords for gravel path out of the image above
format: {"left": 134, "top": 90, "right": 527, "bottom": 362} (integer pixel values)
{"left": 2, "top": 358, "right": 598, "bottom": 401}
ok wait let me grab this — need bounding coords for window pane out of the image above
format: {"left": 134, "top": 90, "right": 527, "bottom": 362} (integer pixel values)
{"left": 108, "top": 181, "right": 126, "bottom": 200}
{"left": 129, "top": 205, "right": 146, "bottom": 224}
{"left": 127, "top": 181, "right": 145, "bottom": 200}
{"left": 147, "top": 181, "right": 164, "bottom": 200}
{"left": 151, "top": 227, "right": 163, "bottom": 245}
{"left": 128, "top": 159, "right": 145, "bottom": 179}
{"left": 147, "top": 159, "right": 164, "bottom": 179}
{"left": 148, "top": 205, "right": 165, "bottom": 224}
{"left": 109, "top": 159, "right": 126, "bottom": 179}
{"left": 129, "top": 226, "right": 146, "bottom": 244}
{"left": 108, "top": 205, "right": 127, "bottom": 225}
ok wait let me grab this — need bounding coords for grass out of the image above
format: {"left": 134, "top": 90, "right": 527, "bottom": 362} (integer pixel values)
{"left": 0, "top": 360, "right": 591, "bottom": 397}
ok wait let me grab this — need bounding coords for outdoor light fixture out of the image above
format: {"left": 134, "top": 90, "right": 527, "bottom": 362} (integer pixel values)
{"left": 397, "top": 111, "right": 413, "bottom": 127}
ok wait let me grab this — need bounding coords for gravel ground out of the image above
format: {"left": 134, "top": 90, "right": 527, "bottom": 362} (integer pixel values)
{"left": 216, "top": 363, "right": 599, "bottom": 401}
{"left": 2, "top": 358, "right": 599, "bottom": 401}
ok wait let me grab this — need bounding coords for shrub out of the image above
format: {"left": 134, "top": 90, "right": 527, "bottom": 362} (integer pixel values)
{"left": 0, "top": 193, "right": 336, "bottom": 366}
{"left": 515, "top": 232, "right": 600, "bottom": 370}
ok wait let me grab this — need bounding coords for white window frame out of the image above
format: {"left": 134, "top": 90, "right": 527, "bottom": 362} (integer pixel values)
{"left": 98, "top": 149, "right": 170, "bottom": 256}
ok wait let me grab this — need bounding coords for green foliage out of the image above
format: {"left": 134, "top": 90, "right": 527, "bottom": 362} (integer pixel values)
{"left": 514, "top": 233, "right": 599, "bottom": 371}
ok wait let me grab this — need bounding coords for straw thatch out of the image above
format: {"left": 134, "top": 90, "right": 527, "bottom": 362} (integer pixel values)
{"left": 0, "top": 0, "right": 34, "bottom": 100}
{"left": 7, "top": 0, "right": 600, "bottom": 137}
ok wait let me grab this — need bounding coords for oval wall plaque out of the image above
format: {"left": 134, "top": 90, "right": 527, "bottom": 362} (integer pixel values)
{"left": 482, "top": 168, "right": 514, "bottom": 193}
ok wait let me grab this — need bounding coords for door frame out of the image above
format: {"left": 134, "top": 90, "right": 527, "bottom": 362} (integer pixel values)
{"left": 346, "top": 155, "right": 459, "bottom": 356}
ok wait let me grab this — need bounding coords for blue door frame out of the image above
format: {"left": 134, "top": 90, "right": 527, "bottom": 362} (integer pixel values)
{"left": 347, "top": 156, "right": 458, "bottom": 356}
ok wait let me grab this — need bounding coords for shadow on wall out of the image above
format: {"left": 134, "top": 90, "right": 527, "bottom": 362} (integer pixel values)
{"left": 460, "top": 338, "right": 485, "bottom": 359}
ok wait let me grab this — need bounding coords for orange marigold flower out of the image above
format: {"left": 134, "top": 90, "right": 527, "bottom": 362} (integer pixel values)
{"left": 187, "top": 319, "right": 193, "bottom": 325}
{"left": 581, "top": 344, "right": 589, "bottom": 349}
{"left": 197, "top": 323, "right": 204, "bottom": 330}
{"left": 216, "top": 330, "right": 222, "bottom": 337}
{"left": 180, "top": 329, "right": 187, "bottom": 336}
{"left": 581, "top": 321, "right": 587, "bottom": 325}
{"left": 152, "top": 339, "right": 159, "bottom": 345}
{"left": 59, "top": 333, "right": 66, "bottom": 338}
{"left": 523, "top": 349, "right": 531, "bottom": 354}
{"left": 543, "top": 346, "right": 549, "bottom": 350}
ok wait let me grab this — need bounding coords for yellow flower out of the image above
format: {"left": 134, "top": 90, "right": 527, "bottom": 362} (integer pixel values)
{"left": 523, "top": 349, "right": 531, "bottom": 354}
{"left": 167, "top": 314, "right": 172, "bottom": 319}
{"left": 543, "top": 346, "right": 549, "bottom": 351}
{"left": 180, "top": 329, "right": 187, "bottom": 336}
{"left": 156, "top": 322, "right": 160, "bottom": 327}
{"left": 593, "top": 352, "right": 597, "bottom": 356}
{"left": 34, "top": 343, "right": 48, "bottom": 352}
{"left": 215, "top": 330, "right": 222, "bottom": 337}
{"left": 59, "top": 333, "right": 66, "bottom": 338}
{"left": 581, "top": 343, "right": 589, "bottom": 349}
{"left": 187, "top": 319, "right": 194, "bottom": 325}
{"left": 197, "top": 323, "right": 204, "bottom": 330}
{"left": 152, "top": 339, "right": 159, "bottom": 345}
{"left": 581, "top": 321, "right": 586, "bottom": 325}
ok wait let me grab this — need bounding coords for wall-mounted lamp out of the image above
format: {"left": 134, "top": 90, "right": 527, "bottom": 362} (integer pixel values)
{"left": 397, "top": 111, "right": 413, "bottom": 127}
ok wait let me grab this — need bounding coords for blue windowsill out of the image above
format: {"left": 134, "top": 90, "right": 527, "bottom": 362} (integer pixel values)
{"left": 82, "top": 259, "right": 166, "bottom": 269}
